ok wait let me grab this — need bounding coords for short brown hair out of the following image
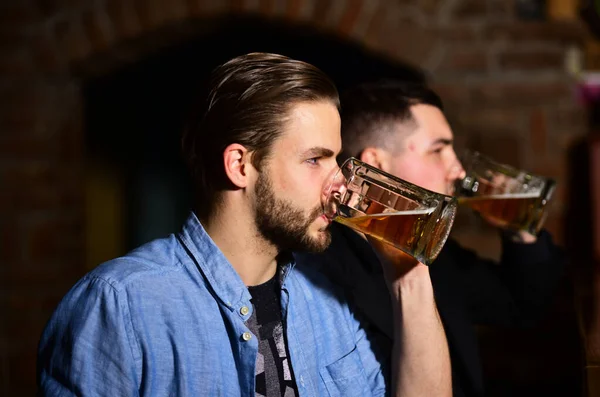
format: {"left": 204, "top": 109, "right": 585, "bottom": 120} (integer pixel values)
{"left": 182, "top": 52, "right": 339, "bottom": 219}
{"left": 340, "top": 80, "right": 443, "bottom": 160}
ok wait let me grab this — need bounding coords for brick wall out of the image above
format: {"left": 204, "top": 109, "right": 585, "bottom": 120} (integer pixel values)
{"left": 0, "top": 0, "right": 591, "bottom": 394}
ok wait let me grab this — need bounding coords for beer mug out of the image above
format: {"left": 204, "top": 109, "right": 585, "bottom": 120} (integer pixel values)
{"left": 456, "top": 151, "right": 556, "bottom": 235}
{"left": 323, "top": 158, "right": 457, "bottom": 265}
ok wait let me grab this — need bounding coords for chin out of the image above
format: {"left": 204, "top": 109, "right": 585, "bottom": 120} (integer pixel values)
{"left": 446, "top": 185, "right": 458, "bottom": 196}
{"left": 308, "top": 228, "right": 326, "bottom": 241}
{"left": 306, "top": 229, "right": 332, "bottom": 252}
{"left": 316, "top": 215, "right": 331, "bottom": 229}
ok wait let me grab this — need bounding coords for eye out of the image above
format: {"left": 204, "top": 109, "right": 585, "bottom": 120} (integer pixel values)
{"left": 306, "top": 157, "right": 320, "bottom": 165}
{"left": 431, "top": 147, "right": 443, "bottom": 154}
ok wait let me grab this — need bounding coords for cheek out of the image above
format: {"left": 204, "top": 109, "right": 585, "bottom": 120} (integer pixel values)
{"left": 392, "top": 158, "right": 445, "bottom": 192}
{"left": 274, "top": 166, "right": 322, "bottom": 210}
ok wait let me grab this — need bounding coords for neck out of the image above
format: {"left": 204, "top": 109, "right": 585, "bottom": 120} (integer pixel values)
{"left": 200, "top": 196, "right": 279, "bottom": 286}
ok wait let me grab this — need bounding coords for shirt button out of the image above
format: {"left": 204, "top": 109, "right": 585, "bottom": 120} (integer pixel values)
{"left": 242, "top": 332, "right": 252, "bottom": 341}
{"left": 240, "top": 306, "right": 249, "bottom": 316}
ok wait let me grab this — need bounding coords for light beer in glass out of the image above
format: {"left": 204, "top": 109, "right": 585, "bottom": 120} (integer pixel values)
{"left": 323, "top": 158, "right": 457, "bottom": 265}
{"left": 457, "top": 151, "right": 556, "bottom": 235}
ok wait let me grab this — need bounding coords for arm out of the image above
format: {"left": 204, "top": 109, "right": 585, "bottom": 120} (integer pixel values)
{"left": 37, "top": 277, "right": 140, "bottom": 396}
{"left": 497, "top": 229, "right": 566, "bottom": 325}
{"left": 441, "top": 229, "right": 566, "bottom": 327}
{"left": 369, "top": 238, "right": 452, "bottom": 397}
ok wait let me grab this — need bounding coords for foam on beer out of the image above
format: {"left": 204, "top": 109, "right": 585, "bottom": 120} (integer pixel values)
{"left": 475, "top": 192, "right": 540, "bottom": 199}
{"left": 367, "top": 208, "right": 435, "bottom": 217}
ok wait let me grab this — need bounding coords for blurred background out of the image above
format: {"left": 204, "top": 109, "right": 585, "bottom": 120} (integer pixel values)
{"left": 1, "top": 0, "right": 600, "bottom": 395}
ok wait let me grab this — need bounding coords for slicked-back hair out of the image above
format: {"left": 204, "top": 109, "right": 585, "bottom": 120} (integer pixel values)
{"left": 182, "top": 52, "right": 339, "bottom": 219}
{"left": 339, "top": 80, "right": 443, "bottom": 161}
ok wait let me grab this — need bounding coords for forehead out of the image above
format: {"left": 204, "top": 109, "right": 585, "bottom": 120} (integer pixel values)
{"left": 408, "top": 104, "right": 453, "bottom": 141}
{"left": 274, "top": 101, "right": 341, "bottom": 152}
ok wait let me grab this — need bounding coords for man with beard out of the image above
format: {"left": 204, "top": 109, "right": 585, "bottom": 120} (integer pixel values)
{"left": 37, "top": 54, "right": 451, "bottom": 396}
{"left": 296, "top": 80, "right": 565, "bottom": 397}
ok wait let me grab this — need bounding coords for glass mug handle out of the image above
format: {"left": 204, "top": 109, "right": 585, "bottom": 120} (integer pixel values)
{"left": 322, "top": 164, "right": 346, "bottom": 220}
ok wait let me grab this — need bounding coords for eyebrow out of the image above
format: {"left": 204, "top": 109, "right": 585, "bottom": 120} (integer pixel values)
{"left": 301, "top": 147, "right": 336, "bottom": 158}
{"left": 430, "top": 138, "right": 453, "bottom": 147}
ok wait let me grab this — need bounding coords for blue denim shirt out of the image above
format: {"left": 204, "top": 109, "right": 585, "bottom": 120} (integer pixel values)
{"left": 38, "top": 213, "right": 388, "bottom": 396}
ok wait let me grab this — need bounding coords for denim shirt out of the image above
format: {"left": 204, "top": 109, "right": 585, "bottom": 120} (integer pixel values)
{"left": 38, "top": 213, "right": 387, "bottom": 396}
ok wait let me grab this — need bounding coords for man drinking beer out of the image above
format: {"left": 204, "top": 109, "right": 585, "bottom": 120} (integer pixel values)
{"left": 297, "top": 80, "right": 566, "bottom": 397}
{"left": 37, "top": 55, "right": 451, "bottom": 396}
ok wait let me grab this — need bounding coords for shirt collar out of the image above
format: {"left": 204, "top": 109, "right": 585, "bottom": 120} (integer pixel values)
{"left": 178, "top": 212, "right": 295, "bottom": 309}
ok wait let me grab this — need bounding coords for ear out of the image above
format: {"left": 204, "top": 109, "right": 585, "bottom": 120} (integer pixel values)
{"left": 223, "top": 143, "right": 254, "bottom": 189}
{"left": 359, "top": 147, "right": 392, "bottom": 172}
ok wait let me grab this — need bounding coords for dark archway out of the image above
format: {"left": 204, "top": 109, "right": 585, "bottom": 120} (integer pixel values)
{"left": 84, "top": 15, "right": 424, "bottom": 256}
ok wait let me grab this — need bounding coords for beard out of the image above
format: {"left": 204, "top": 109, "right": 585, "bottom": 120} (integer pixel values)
{"left": 253, "top": 172, "right": 331, "bottom": 253}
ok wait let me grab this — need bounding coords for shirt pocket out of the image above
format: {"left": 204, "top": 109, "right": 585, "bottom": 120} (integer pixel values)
{"left": 319, "top": 345, "right": 371, "bottom": 397}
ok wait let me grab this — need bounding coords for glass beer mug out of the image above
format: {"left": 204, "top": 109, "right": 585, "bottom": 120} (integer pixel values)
{"left": 323, "top": 158, "right": 457, "bottom": 265}
{"left": 456, "top": 151, "right": 556, "bottom": 235}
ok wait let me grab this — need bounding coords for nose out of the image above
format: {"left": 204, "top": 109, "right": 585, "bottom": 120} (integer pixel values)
{"left": 449, "top": 159, "right": 466, "bottom": 181}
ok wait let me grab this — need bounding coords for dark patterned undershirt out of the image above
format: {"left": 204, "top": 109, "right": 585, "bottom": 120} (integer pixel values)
{"left": 246, "top": 275, "right": 298, "bottom": 397}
